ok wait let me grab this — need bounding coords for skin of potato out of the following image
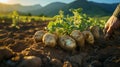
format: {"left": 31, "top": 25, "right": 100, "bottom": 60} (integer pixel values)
{"left": 70, "top": 30, "right": 85, "bottom": 48}
{"left": 42, "top": 33, "right": 57, "bottom": 47}
{"left": 58, "top": 35, "right": 76, "bottom": 51}
{"left": 89, "top": 26, "right": 100, "bottom": 39}
{"left": 33, "top": 30, "right": 46, "bottom": 42}
{"left": 82, "top": 31, "right": 94, "bottom": 44}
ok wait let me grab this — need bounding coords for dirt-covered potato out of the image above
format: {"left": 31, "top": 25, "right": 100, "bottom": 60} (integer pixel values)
{"left": 58, "top": 35, "right": 76, "bottom": 51}
{"left": 18, "top": 56, "right": 42, "bottom": 67}
{"left": 63, "top": 61, "right": 72, "bottom": 67}
{"left": 33, "top": 30, "right": 46, "bottom": 42}
{"left": 82, "top": 31, "right": 94, "bottom": 44}
{"left": 89, "top": 26, "right": 100, "bottom": 39}
{"left": 70, "top": 30, "right": 85, "bottom": 48}
{"left": 0, "top": 47, "right": 14, "bottom": 62}
{"left": 42, "top": 33, "right": 57, "bottom": 47}
{"left": 50, "top": 58, "right": 63, "bottom": 67}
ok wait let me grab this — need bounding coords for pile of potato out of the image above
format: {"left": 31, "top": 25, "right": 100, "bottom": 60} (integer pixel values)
{"left": 33, "top": 26, "right": 100, "bottom": 51}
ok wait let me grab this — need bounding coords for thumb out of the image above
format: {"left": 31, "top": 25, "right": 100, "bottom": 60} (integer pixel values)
{"left": 107, "top": 26, "right": 113, "bottom": 35}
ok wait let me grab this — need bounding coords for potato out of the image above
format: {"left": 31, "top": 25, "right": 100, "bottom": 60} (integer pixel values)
{"left": 82, "top": 31, "right": 94, "bottom": 44}
{"left": 0, "top": 47, "right": 14, "bottom": 62}
{"left": 42, "top": 33, "right": 57, "bottom": 47}
{"left": 58, "top": 35, "right": 76, "bottom": 51}
{"left": 50, "top": 58, "right": 63, "bottom": 67}
{"left": 63, "top": 61, "right": 72, "bottom": 67}
{"left": 70, "top": 30, "right": 85, "bottom": 48}
{"left": 18, "top": 56, "right": 42, "bottom": 67}
{"left": 89, "top": 26, "right": 100, "bottom": 39}
{"left": 33, "top": 30, "right": 46, "bottom": 42}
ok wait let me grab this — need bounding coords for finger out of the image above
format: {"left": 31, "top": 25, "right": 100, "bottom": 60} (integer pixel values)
{"left": 107, "top": 26, "right": 113, "bottom": 35}
{"left": 104, "top": 24, "right": 109, "bottom": 34}
{"left": 104, "top": 19, "right": 111, "bottom": 33}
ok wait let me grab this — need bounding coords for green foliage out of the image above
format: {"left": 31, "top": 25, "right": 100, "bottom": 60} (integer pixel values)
{"left": 47, "top": 8, "right": 107, "bottom": 35}
{"left": 27, "top": 13, "right": 32, "bottom": 16}
{"left": 11, "top": 11, "right": 20, "bottom": 29}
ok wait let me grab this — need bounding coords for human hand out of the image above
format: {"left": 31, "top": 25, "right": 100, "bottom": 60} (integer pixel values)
{"left": 104, "top": 16, "right": 120, "bottom": 40}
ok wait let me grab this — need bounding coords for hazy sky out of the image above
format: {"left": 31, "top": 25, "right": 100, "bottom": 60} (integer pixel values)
{"left": 4, "top": 0, "right": 120, "bottom": 6}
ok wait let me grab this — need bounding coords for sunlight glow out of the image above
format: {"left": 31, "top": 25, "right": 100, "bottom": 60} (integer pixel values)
{"left": 0, "top": 0, "right": 8, "bottom": 3}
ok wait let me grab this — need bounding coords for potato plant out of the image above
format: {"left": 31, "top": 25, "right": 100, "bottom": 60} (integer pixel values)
{"left": 33, "top": 8, "right": 108, "bottom": 50}
{"left": 47, "top": 8, "right": 106, "bottom": 35}
{"left": 11, "top": 11, "right": 20, "bottom": 29}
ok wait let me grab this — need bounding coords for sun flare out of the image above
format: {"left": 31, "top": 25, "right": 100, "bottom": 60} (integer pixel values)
{"left": 0, "top": 0, "right": 8, "bottom": 3}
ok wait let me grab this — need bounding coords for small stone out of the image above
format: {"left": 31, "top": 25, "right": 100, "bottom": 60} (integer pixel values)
{"left": 63, "top": 61, "right": 72, "bottom": 67}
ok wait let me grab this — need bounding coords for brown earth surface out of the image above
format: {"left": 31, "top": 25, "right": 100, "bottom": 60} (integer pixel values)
{"left": 0, "top": 20, "right": 120, "bottom": 67}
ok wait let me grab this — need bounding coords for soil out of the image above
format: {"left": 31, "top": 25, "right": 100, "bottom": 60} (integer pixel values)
{"left": 0, "top": 20, "right": 120, "bottom": 67}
